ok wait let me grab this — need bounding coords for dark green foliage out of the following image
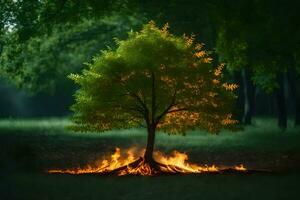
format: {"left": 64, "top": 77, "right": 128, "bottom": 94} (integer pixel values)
{"left": 0, "top": 14, "right": 145, "bottom": 92}
{"left": 0, "top": 0, "right": 145, "bottom": 92}
{"left": 214, "top": 0, "right": 300, "bottom": 92}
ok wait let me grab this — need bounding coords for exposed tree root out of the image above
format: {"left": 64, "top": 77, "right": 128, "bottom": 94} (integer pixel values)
{"left": 48, "top": 156, "right": 270, "bottom": 176}
{"left": 99, "top": 157, "right": 259, "bottom": 176}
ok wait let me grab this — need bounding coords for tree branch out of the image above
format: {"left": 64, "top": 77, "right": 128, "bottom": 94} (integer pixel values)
{"left": 114, "top": 73, "right": 151, "bottom": 126}
{"left": 155, "top": 89, "right": 178, "bottom": 124}
{"left": 167, "top": 108, "right": 188, "bottom": 114}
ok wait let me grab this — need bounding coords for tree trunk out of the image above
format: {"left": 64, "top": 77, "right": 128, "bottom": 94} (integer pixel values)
{"left": 242, "top": 68, "right": 255, "bottom": 125}
{"left": 143, "top": 71, "right": 157, "bottom": 164}
{"left": 276, "top": 73, "right": 287, "bottom": 130}
{"left": 287, "top": 69, "right": 300, "bottom": 126}
{"left": 296, "top": 100, "right": 300, "bottom": 126}
{"left": 144, "top": 125, "right": 156, "bottom": 163}
{"left": 233, "top": 71, "right": 244, "bottom": 122}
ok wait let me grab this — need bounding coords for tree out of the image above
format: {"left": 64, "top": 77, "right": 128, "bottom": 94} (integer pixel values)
{"left": 250, "top": 0, "right": 300, "bottom": 128}
{"left": 0, "top": 0, "right": 145, "bottom": 93}
{"left": 0, "top": 0, "right": 145, "bottom": 116}
{"left": 213, "top": 0, "right": 300, "bottom": 128}
{"left": 212, "top": 0, "right": 257, "bottom": 125}
{"left": 216, "top": 26, "right": 256, "bottom": 125}
{"left": 69, "top": 22, "right": 238, "bottom": 172}
{"left": 0, "top": 13, "right": 145, "bottom": 93}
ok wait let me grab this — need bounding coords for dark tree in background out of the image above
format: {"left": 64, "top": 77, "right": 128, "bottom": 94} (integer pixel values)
{"left": 212, "top": 0, "right": 300, "bottom": 128}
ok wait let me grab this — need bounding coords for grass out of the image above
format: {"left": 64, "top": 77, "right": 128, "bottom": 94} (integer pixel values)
{"left": 0, "top": 117, "right": 299, "bottom": 151}
{"left": 0, "top": 117, "right": 300, "bottom": 199}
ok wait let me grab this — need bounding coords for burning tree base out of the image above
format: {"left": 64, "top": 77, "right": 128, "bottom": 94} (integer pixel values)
{"left": 105, "top": 158, "right": 248, "bottom": 176}
{"left": 48, "top": 147, "right": 249, "bottom": 176}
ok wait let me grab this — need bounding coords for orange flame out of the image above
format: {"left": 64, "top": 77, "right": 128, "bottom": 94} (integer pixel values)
{"left": 234, "top": 164, "right": 247, "bottom": 171}
{"left": 48, "top": 147, "right": 247, "bottom": 176}
{"left": 154, "top": 151, "right": 219, "bottom": 173}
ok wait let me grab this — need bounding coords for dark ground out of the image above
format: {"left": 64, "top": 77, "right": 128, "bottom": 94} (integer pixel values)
{"left": 0, "top": 118, "right": 299, "bottom": 200}
{"left": 2, "top": 171, "right": 300, "bottom": 200}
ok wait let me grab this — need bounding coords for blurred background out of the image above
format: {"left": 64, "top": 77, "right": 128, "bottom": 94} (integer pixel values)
{"left": 1, "top": 2, "right": 300, "bottom": 199}
{"left": 0, "top": 0, "right": 299, "bottom": 129}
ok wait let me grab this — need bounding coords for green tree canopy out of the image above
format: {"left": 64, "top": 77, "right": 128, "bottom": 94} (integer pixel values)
{"left": 70, "top": 22, "right": 238, "bottom": 136}
{"left": 70, "top": 22, "right": 238, "bottom": 164}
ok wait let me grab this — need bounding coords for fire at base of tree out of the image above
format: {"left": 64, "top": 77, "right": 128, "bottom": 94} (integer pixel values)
{"left": 48, "top": 147, "right": 247, "bottom": 176}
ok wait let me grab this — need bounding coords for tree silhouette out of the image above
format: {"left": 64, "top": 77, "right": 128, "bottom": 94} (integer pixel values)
{"left": 69, "top": 22, "right": 238, "bottom": 171}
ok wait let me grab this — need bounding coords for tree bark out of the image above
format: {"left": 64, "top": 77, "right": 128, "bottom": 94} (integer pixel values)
{"left": 144, "top": 125, "right": 156, "bottom": 163}
{"left": 287, "top": 69, "right": 300, "bottom": 126}
{"left": 143, "top": 71, "right": 157, "bottom": 164}
{"left": 242, "top": 68, "right": 255, "bottom": 125}
{"left": 276, "top": 73, "right": 287, "bottom": 130}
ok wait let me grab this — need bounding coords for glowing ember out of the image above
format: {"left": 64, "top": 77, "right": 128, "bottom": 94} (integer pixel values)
{"left": 48, "top": 147, "right": 247, "bottom": 176}
{"left": 234, "top": 164, "right": 247, "bottom": 171}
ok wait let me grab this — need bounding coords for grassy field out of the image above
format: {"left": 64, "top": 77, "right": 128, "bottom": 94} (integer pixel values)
{"left": 0, "top": 117, "right": 300, "bottom": 200}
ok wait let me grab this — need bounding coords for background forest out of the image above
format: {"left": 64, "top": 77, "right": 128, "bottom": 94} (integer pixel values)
{"left": 1, "top": 0, "right": 300, "bottom": 130}
{"left": 1, "top": 1, "right": 300, "bottom": 199}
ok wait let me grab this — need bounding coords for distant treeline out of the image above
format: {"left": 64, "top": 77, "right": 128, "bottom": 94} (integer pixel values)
{"left": 0, "top": 0, "right": 299, "bottom": 128}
